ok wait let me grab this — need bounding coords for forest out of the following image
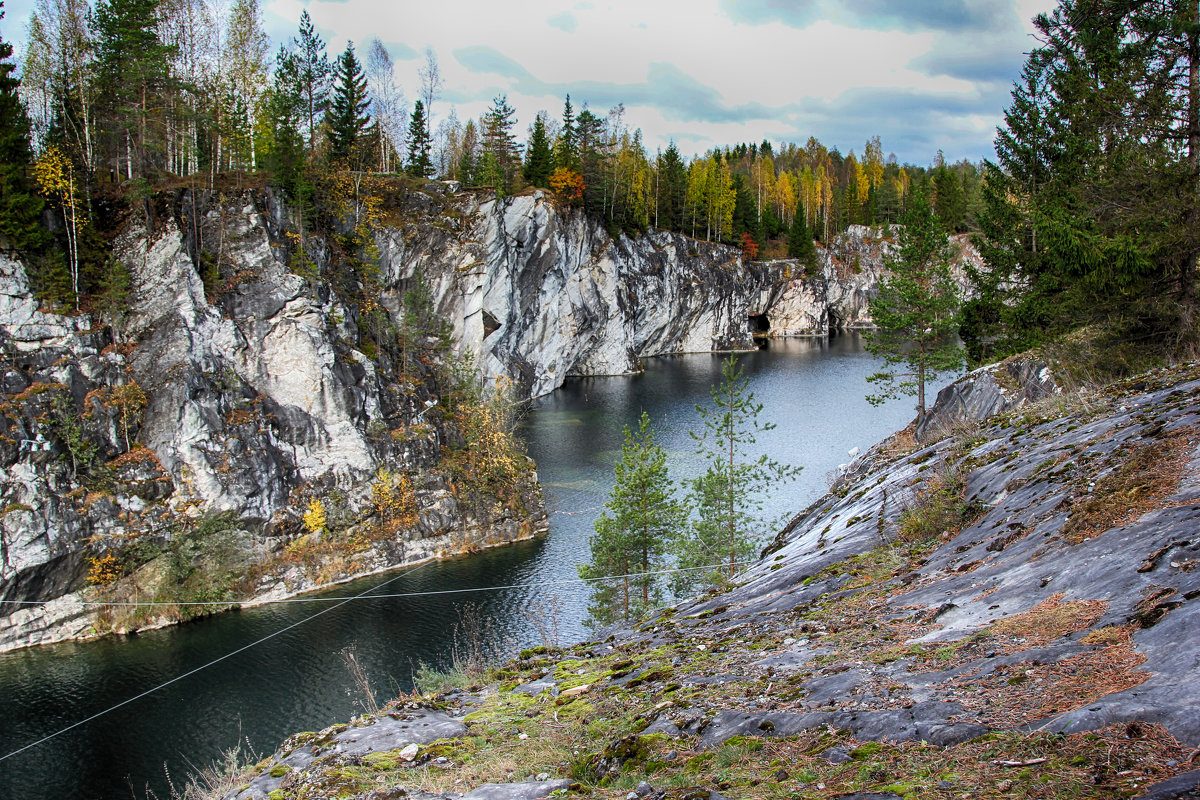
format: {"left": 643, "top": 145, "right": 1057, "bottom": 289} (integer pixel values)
{"left": 0, "top": 0, "right": 983, "bottom": 310}
{"left": 2, "top": 0, "right": 1197, "bottom": 372}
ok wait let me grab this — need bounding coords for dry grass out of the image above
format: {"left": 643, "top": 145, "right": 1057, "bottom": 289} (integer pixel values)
{"left": 992, "top": 593, "right": 1108, "bottom": 647}
{"left": 1062, "top": 430, "right": 1193, "bottom": 544}
{"left": 948, "top": 644, "right": 1149, "bottom": 728}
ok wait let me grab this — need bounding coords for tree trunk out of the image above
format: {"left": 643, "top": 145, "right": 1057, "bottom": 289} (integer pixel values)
{"left": 1184, "top": 0, "right": 1199, "bottom": 299}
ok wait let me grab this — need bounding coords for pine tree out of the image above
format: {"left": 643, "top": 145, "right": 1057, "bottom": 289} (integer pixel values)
{"left": 0, "top": 1, "right": 45, "bottom": 253}
{"left": 481, "top": 94, "right": 520, "bottom": 195}
{"left": 325, "top": 42, "right": 370, "bottom": 164}
{"left": 675, "top": 356, "right": 800, "bottom": 592}
{"left": 864, "top": 191, "right": 964, "bottom": 418}
{"left": 523, "top": 111, "right": 552, "bottom": 187}
{"left": 292, "top": 10, "right": 330, "bottom": 153}
{"left": 578, "top": 412, "right": 684, "bottom": 626}
{"left": 93, "top": 0, "right": 174, "bottom": 178}
{"left": 406, "top": 99, "right": 432, "bottom": 177}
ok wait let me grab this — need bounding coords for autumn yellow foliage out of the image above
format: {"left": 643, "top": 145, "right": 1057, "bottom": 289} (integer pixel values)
{"left": 86, "top": 553, "right": 120, "bottom": 586}
{"left": 302, "top": 498, "right": 327, "bottom": 534}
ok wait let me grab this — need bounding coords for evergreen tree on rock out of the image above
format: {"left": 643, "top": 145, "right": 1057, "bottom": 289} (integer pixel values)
{"left": 554, "top": 94, "right": 577, "bottom": 172}
{"left": 292, "top": 10, "right": 331, "bottom": 153}
{"left": 523, "top": 111, "right": 552, "bottom": 188}
{"left": 787, "top": 210, "right": 818, "bottom": 272}
{"left": 579, "top": 412, "right": 684, "bottom": 626}
{"left": 864, "top": 190, "right": 964, "bottom": 419}
{"left": 406, "top": 99, "right": 432, "bottom": 178}
{"left": 675, "top": 356, "right": 800, "bottom": 593}
{"left": 325, "top": 42, "right": 370, "bottom": 164}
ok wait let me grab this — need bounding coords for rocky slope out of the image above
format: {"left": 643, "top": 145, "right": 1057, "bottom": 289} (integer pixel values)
{"left": 220, "top": 360, "right": 1200, "bottom": 800}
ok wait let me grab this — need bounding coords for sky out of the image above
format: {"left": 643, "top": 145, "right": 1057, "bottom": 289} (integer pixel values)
{"left": 1, "top": 0, "right": 1058, "bottom": 165}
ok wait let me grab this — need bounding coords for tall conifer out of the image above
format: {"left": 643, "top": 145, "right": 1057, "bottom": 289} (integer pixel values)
{"left": 578, "top": 412, "right": 683, "bottom": 626}
{"left": 325, "top": 42, "right": 370, "bottom": 164}
{"left": 523, "top": 112, "right": 552, "bottom": 187}
{"left": 0, "top": 2, "right": 45, "bottom": 252}
{"left": 405, "top": 100, "right": 432, "bottom": 178}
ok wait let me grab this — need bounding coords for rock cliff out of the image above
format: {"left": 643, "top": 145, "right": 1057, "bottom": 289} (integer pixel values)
{"left": 0, "top": 184, "right": 979, "bottom": 653}
{"left": 757, "top": 225, "right": 980, "bottom": 337}
{"left": 0, "top": 189, "right": 555, "bottom": 651}
{"left": 222, "top": 361, "right": 1200, "bottom": 800}
{"left": 374, "top": 189, "right": 777, "bottom": 399}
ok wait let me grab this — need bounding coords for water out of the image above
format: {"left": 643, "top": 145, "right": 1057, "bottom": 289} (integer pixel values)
{"left": 0, "top": 334, "right": 917, "bottom": 800}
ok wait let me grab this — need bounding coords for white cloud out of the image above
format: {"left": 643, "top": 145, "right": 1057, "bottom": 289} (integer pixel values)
{"left": 0, "top": 0, "right": 1061, "bottom": 162}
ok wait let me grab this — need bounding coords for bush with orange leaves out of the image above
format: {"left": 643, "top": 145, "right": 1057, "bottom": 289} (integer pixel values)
{"left": 549, "top": 168, "right": 584, "bottom": 204}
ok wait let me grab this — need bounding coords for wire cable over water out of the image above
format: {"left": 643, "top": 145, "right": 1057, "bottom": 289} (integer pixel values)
{"left": 0, "top": 558, "right": 754, "bottom": 762}
{"left": 0, "top": 561, "right": 754, "bottom": 608}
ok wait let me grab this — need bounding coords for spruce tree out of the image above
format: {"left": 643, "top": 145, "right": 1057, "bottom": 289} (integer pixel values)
{"left": 325, "top": 42, "right": 370, "bottom": 164}
{"left": 656, "top": 142, "right": 687, "bottom": 231}
{"left": 787, "top": 210, "right": 818, "bottom": 271}
{"left": 578, "top": 412, "right": 684, "bottom": 626}
{"left": 675, "top": 356, "right": 800, "bottom": 592}
{"left": 522, "top": 112, "right": 552, "bottom": 187}
{"left": 554, "top": 94, "right": 577, "bottom": 172}
{"left": 0, "top": 2, "right": 45, "bottom": 253}
{"left": 93, "top": 0, "right": 173, "bottom": 178}
{"left": 864, "top": 190, "right": 964, "bottom": 418}
{"left": 265, "top": 46, "right": 308, "bottom": 198}
{"left": 406, "top": 99, "right": 432, "bottom": 177}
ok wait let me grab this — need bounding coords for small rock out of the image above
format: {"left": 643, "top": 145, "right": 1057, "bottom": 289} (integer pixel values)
{"left": 634, "top": 780, "right": 654, "bottom": 797}
{"left": 561, "top": 684, "right": 590, "bottom": 697}
{"left": 821, "top": 747, "right": 852, "bottom": 764}
{"left": 939, "top": 780, "right": 954, "bottom": 788}
{"left": 535, "top": 772, "right": 550, "bottom": 781}
{"left": 399, "top": 743, "right": 419, "bottom": 762}
{"left": 518, "top": 733, "right": 529, "bottom": 740}
{"left": 664, "top": 750, "right": 678, "bottom": 761}
{"left": 774, "top": 768, "right": 789, "bottom": 781}
{"left": 997, "top": 779, "right": 1014, "bottom": 791}
{"left": 626, "top": 793, "right": 638, "bottom": 800}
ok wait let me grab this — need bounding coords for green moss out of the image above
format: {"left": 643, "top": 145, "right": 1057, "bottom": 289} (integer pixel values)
{"left": 849, "top": 741, "right": 885, "bottom": 760}
{"left": 361, "top": 751, "right": 401, "bottom": 770}
{"left": 268, "top": 764, "right": 291, "bottom": 778}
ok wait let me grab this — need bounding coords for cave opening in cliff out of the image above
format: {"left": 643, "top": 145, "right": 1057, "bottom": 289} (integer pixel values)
{"left": 749, "top": 314, "right": 770, "bottom": 336}
{"left": 482, "top": 309, "right": 501, "bottom": 339}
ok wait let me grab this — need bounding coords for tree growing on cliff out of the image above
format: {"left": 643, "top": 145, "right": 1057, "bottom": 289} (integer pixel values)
{"left": 675, "top": 356, "right": 800, "bottom": 592}
{"left": 787, "top": 209, "right": 818, "bottom": 272}
{"left": 579, "top": 412, "right": 685, "bottom": 626}
{"left": 406, "top": 100, "right": 433, "bottom": 178}
{"left": 326, "top": 42, "right": 370, "bottom": 164}
{"left": 523, "top": 111, "right": 553, "bottom": 187}
{"left": 864, "top": 190, "right": 964, "bottom": 419}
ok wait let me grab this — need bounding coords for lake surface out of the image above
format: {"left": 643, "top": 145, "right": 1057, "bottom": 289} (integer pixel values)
{"left": 0, "top": 334, "right": 917, "bottom": 800}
